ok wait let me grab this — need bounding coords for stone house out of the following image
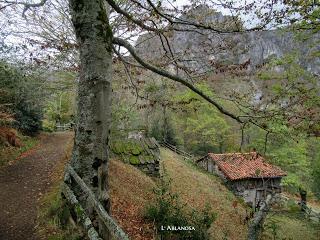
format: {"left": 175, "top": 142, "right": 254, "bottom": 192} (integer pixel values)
{"left": 196, "top": 152, "right": 286, "bottom": 207}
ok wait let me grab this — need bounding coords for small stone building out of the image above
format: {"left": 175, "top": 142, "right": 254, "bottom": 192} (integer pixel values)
{"left": 110, "top": 137, "right": 160, "bottom": 177}
{"left": 196, "top": 152, "right": 286, "bottom": 207}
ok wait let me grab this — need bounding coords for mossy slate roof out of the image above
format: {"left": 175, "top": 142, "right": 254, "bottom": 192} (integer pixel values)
{"left": 110, "top": 138, "right": 160, "bottom": 165}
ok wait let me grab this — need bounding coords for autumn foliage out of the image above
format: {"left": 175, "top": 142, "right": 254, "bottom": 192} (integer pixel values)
{"left": 0, "top": 127, "right": 22, "bottom": 147}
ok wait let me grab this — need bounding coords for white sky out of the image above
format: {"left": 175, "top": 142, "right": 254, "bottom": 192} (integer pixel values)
{"left": 162, "top": 0, "right": 288, "bottom": 28}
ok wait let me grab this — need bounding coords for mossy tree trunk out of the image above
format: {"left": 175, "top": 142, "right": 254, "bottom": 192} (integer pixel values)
{"left": 68, "top": 0, "right": 112, "bottom": 237}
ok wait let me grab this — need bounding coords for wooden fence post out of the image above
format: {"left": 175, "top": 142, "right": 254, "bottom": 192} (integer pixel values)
{"left": 64, "top": 165, "right": 129, "bottom": 240}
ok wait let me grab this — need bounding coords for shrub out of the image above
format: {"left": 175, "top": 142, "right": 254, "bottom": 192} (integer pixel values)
{"left": 14, "top": 100, "right": 43, "bottom": 135}
{"left": 263, "top": 217, "right": 281, "bottom": 240}
{"left": 42, "top": 119, "right": 56, "bottom": 132}
{"left": 311, "top": 153, "right": 320, "bottom": 199}
{"left": 0, "top": 61, "right": 45, "bottom": 135}
{"left": 286, "top": 199, "right": 300, "bottom": 213}
{"left": 144, "top": 175, "right": 216, "bottom": 240}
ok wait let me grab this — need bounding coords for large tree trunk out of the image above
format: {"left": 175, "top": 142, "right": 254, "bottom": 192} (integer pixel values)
{"left": 68, "top": 0, "right": 112, "bottom": 235}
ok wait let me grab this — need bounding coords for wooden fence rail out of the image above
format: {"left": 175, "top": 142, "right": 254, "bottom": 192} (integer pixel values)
{"left": 56, "top": 123, "right": 73, "bottom": 131}
{"left": 62, "top": 164, "right": 129, "bottom": 240}
{"left": 301, "top": 203, "right": 320, "bottom": 222}
{"left": 161, "top": 141, "right": 195, "bottom": 161}
{"left": 279, "top": 195, "right": 320, "bottom": 222}
{"left": 61, "top": 183, "right": 102, "bottom": 240}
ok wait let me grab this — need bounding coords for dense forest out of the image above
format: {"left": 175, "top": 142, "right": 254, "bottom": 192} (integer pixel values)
{"left": 0, "top": 0, "right": 319, "bottom": 240}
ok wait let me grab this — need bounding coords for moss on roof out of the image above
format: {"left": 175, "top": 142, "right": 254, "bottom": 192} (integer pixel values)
{"left": 110, "top": 138, "right": 160, "bottom": 165}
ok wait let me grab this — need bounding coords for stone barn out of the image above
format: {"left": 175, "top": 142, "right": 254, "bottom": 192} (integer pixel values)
{"left": 196, "top": 152, "right": 286, "bottom": 207}
{"left": 110, "top": 137, "right": 160, "bottom": 177}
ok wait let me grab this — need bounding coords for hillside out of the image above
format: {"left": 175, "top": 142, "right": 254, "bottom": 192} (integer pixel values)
{"left": 109, "top": 158, "right": 156, "bottom": 240}
{"left": 110, "top": 148, "right": 320, "bottom": 240}
{"left": 160, "top": 148, "right": 249, "bottom": 239}
{"left": 34, "top": 137, "right": 320, "bottom": 240}
{"left": 109, "top": 148, "right": 249, "bottom": 239}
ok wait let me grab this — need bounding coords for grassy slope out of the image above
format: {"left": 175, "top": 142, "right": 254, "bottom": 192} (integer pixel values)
{"left": 109, "top": 148, "right": 250, "bottom": 240}
{"left": 38, "top": 144, "right": 320, "bottom": 240}
{"left": 109, "top": 159, "right": 157, "bottom": 240}
{"left": 262, "top": 211, "right": 320, "bottom": 240}
{"left": 161, "top": 148, "right": 249, "bottom": 240}
{"left": 161, "top": 148, "right": 320, "bottom": 240}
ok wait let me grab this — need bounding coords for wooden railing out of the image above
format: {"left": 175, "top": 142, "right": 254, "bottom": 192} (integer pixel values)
{"left": 277, "top": 195, "right": 320, "bottom": 222}
{"left": 301, "top": 202, "right": 320, "bottom": 222}
{"left": 62, "top": 164, "right": 129, "bottom": 240}
{"left": 195, "top": 155, "right": 208, "bottom": 163}
{"left": 56, "top": 123, "right": 73, "bottom": 131}
{"left": 161, "top": 141, "right": 195, "bottom": 161}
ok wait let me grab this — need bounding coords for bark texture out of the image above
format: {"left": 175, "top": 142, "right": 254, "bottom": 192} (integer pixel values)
{"left": 247, "top": 194, "right": 273, "bottom": 240}
{"left": 68, "top": 0, "right": 112, "bottom": 222}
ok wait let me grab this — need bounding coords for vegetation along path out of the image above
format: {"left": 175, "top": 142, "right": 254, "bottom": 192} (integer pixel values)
{"left": 0, "top": 132, "right": 73, "bottom": 240}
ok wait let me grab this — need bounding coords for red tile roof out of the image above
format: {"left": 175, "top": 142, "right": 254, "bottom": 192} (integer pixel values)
{"left": 207, "top": 152, "right": 286, "bottom": 180}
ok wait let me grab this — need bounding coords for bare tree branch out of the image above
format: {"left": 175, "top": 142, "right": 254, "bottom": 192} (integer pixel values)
{"left": 106, "top": 0, "right": 160, "bottom": 32}
{"left": 2, "top": 0, "right": 48, "bottom": 16}
{"left": 112, "top": 37, "right": 243, "bottom": 123}
{"left": 106, "top": 0, "right": 243, "bottom": 34}
{"left": 0, "top": 3, "right": 14, "bottom": 11}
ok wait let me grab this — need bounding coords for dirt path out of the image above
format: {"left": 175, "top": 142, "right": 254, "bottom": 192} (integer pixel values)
{"left": 0, "top": 132, "right": 73, "bottom": 240}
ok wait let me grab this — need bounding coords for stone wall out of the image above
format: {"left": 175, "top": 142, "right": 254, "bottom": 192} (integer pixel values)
{"left": 229, "top": 178, "right": 282, "bottom": 207}
{"left": 110, "top": 137, "right": 160, "bottom": 177}
{"left": 196, "top": 155, "right": 227, "bottom": 180}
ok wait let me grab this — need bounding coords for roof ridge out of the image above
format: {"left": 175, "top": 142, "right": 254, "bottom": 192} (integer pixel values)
{"left": 208, "top": 152, "right": 257, "bottom": 155}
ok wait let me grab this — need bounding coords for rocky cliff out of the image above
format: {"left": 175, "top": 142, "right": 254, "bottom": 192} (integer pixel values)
{"left": 135, "top": 6, "right": 320, "bottom": 75}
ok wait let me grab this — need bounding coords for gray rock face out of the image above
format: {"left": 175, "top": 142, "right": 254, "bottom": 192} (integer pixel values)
{"left": 135, "top": 7, "right": 319, "bottom": 75}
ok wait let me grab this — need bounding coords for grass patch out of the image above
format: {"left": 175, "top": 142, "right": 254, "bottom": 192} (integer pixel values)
{"left": 262, "top": 212, "right": 320, "bottom": 240}
{"left": 0, "top": 133, "right": 39, "bottom": 166}
{"left": 144, "top": 174, "right": 216, "bottom": 240}
{"left": 161, "top": 148, "right": 249, "bottom": 240}
{"left": 260, "top": 193, "right": 320, "bottom": 239}
{"left": 37, "top": 137, "right": 84, "bottom": 240}
{"left": 38, "top": 185, "right": 84, "bottom": 240}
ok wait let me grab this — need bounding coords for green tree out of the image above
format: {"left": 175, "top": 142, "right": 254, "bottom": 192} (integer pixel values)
{"left": 308, "top": 137, "right": 320, "bottom": 198}
{"left": 173, "top": 84, "right": 232, "bottom": 155}
{"left": 0, "top": 61, "right": 45, "bottom": 135}
{"left": 42, "top": 72, "right": 76, "bottom": 132}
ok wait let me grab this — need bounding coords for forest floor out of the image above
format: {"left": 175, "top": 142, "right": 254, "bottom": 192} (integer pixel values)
{"left": 0, "top": 132, "right": 73, "bottom": 240}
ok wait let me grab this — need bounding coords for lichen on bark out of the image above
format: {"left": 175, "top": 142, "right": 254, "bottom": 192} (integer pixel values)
{"left": 67, "top": 2, "right": 113, "bottom": 238}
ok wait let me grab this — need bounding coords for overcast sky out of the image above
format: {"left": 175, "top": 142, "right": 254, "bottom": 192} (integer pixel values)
{"left": 163, "top": 0, "right": 288, "bottom": 28}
